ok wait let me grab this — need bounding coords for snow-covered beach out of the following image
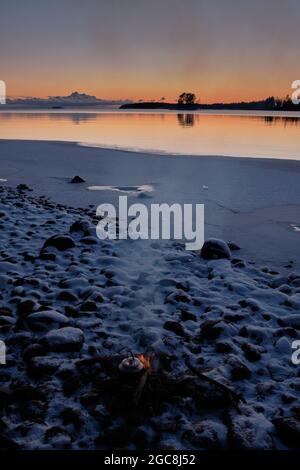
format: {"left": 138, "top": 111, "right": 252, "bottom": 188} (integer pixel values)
{"left": 1, "top": 139, "right": 300, "bottom": 266}
{"left": 0, "top": 140, "right": 300, "bottom": 449}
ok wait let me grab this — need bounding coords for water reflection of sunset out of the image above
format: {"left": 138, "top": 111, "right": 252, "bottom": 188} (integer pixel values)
{"left": 0, "top": 111, "right": 299, "bottom": 160}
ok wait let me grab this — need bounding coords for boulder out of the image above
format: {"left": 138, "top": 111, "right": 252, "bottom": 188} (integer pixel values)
{"left": 44, "top": 327, "right": 84, "bottom": 352}
{"left": 273, "top": 414, "right": 300, "bottom": 448}
{"left": 227, "top": 410, "right": 274, "bottom": 449}
{"left": 27, "top": 310, "right": 69, "bottom": 330}
{"left": 17, "top": 299, "right": 38, "bottom": 317}
{"left": 201, "top": 238, "right": 231, "bottom": 260}
{"left": 42, "top": 234, "right": 75, "bottom": 251}
{"left": 57, "top": 290, "right": 78, "bottom": 302}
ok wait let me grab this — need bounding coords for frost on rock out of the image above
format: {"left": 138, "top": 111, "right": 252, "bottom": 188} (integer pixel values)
{"left": 201, "top": 238, "right": 231, "bottom": 260}
{"left": 27, "top": 311, "right": 69, "bottom": 330}
{"left": 227, "top": 409, "right": 274, "bottom": 450}
{"left": 44, "top": 327, "right": 84, "bottom": 352}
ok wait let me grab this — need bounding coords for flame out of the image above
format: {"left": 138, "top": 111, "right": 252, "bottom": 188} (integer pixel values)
{"left": 137, "top": 353, "right": 152, "bottom": 371}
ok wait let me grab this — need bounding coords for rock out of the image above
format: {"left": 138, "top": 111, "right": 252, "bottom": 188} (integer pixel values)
{"left": 80, "top": 300, "right": 97, "bottom": 312}
{"left": 23, "top": 343, "right": 45, "bottom": 361}
{"left": 64, "top": 306, "right": 79, "bottom": 317}
{"left": 45, "top": 426, "right": 72, "bottom": 448}
{"left": 19, "top": 400, "right": 47, "bottom": 421}
{"left": 239, "top": 325, "right": 270, "bottom": 344}
{"left": 256, "top": 381, "right": 274, "bottom": 399}
{"left": 273, "top": 414, "right": 300, "bottom": 448}
{"left": 227, "top": 410, "right": 274, "bottom": 449}
{"left": 57, "top": 290, "right": 78, "bottom": 302}
{"left": 42, "top": 234, "right": 75, "bottom": 251}
{"left": 16, "top": 184, "right": 31, "bottom": 192}
{"left": 278, "top": 284, "right": 292, "bottom": 294}
{"left": 180, "top": 310, "right": 197, "bottom": 322}
{"left": 27, "top": 357, "right": 61, "bottom": 377}
{"left": 39, "top": 249, "right": 56, "bottom": 261}
{"left": 279, "top": 314, "right": 300, "bottom": 330}
{"left": 224, "top": 312, "right": 246, "bottom": 322}
{"left": 226, "top": 355, "right": 252, "bottom": 380}
{"left": 60, "top": 407, "right": 84, "bottom": 430}
{"left": 164, "top": 320, "right": 186, "bottom": 337}
{"left": 281, "top": 393, "right": 297, "bottom": 404}
{"left": 79, "top": 287, "right": 104, "bottom": 302}
{"left": 23, "top": 252, "right": 36, "bottom": 262}
{"left": 132, "top": 428, "right": 149, "bottom": 449}
{"left": 44, "top": 327, "right": 84, "bottom": 352}
{"left": 215, "top": 341, "right": 233, "bottom": 353}
{"left": 70, "top": 219, "right": 93, "bottom": 235}
{"left": 0, "top": 307, "right": 12, "bottom": 316}
{"left": 80, "top": 391, "right": 100, "bottom": 406}
{"left": 11, "top": 382, "right": 47, "bottom": 402}
{"left": 80, "top": 236, "right": 98, "bottom": 245}
{"left": 231, "top": 259, "right": 246, "bottom": 268}
{"left": 242, "top": 343, "right": 262, "bottom": 362}
{"left": 274, "top": 336, "right": 291, "bottom": 354}
{"left": 275, "top": 327, "right": 297, "bottom": 339}
{"left": 183, "top": 420, "right": 227, "bottom": 449}
{"left": 27, "top": 310, "right": 69, "bottom": 330}
{"left": 201, "top": 238, "right": 231, "bottom": 260}
{"left": 165, "top": 290, "right": 191, "bottom": 304}
{"left": 70, "top": 175, "right": 85, "bottom": 184}
{"left": 290, "top": 277, "right": 300, "bottom": 288}
{"left": 238, "top": 298, "right": 260, "bottom": 312}
{"left": 200, "top": 319, "right": 224, "bottom": 340}
{"left": 268, "top": 359, "right": 292, "bottom": 382}
{"left": 17, "top": 299, "right": 38, "bottom": 317}
{"left": 0, "top": 315, "right": 15, "bottom": 327}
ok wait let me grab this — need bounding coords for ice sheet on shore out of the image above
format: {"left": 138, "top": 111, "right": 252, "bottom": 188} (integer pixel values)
{"left": 1, "top": 140, "right": 300, "bottom": 266}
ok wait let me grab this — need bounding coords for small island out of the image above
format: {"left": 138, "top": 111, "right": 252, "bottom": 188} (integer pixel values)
{"left": 120, "top": 92, "right": 300, "bottom": 111}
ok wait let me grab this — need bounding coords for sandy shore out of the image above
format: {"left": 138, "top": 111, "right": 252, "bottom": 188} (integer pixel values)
{"left": 0, "top": 139, "right": 300, "bottom": 267}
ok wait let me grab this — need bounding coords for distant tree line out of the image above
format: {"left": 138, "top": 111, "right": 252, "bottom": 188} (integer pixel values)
{"left": 121, "top": 93, "right": 300, "bottom": 111}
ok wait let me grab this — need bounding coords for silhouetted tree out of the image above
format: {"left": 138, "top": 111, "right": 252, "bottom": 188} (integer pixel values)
{"left": 178, "top": 92, "right": 196, "bottom": 106}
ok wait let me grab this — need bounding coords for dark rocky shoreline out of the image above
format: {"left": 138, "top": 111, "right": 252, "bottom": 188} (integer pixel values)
{"left": 0, "top": 185, "right": 300, "bottom": 450}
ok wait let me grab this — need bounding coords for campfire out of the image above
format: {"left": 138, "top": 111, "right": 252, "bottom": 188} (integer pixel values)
{"left": 136, "top": 353, "right": 152, "bottom": 372}
{"left": 118, "top": 353, "right": 153, "bottom": 405}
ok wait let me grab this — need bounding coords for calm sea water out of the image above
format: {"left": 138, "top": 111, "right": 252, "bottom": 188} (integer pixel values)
{"left": 0, "top": 109, "right": 299, "bottom": 160}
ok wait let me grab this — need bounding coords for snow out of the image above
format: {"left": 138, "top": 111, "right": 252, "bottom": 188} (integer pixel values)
{"left": 0, "top": 141, "right": 299, "bottom": 449}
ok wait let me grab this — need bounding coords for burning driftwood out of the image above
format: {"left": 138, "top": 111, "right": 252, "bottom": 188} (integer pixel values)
{"left": 133, "top": 354, "right": 152, "bottom": 405}
{"left": 118, "top": 353, "right": 153, "bottom": 406}
{"left": 74, "top": 352, "right": 245, "bottom": 415}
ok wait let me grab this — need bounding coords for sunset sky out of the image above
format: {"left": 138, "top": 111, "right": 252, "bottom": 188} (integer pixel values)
{"left": 0, "top": 0, "right": 299, "bottom": 103}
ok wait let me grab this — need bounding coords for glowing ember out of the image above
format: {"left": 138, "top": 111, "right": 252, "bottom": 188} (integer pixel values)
{"left": 137, "top": 354, "right": 152, "bottom": 371}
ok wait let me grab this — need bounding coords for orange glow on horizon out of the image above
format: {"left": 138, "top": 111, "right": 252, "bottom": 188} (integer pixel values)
{"left": 5, "top": 73, "right": 294, "bottom": 104}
